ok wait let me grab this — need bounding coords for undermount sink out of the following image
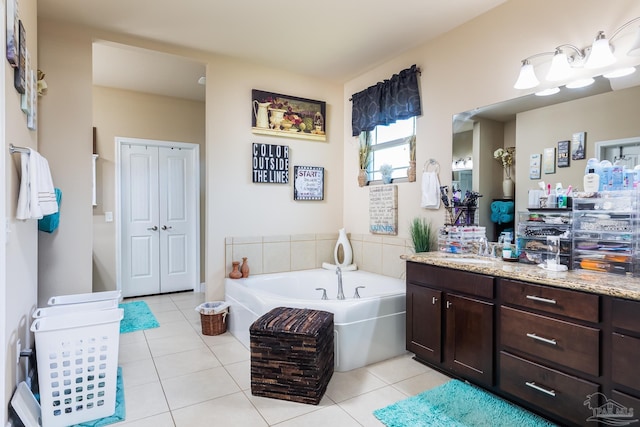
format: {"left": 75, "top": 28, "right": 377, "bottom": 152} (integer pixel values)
{"left": 445, "top": 257, "right": 494, "bottom": 265}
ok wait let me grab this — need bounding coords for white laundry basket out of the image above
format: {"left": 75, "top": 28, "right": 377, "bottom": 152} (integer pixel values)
{"left": 31, "top": 308, "right": 123, "bottom": 427}
{"left": 47, "top": 290, "right": 121, "bottom": 306}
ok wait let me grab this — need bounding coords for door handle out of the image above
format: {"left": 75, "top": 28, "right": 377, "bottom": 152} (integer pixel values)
{"left": 147, "top": 226, "right": 158, "bottom": 231}
{"left": 432, "top": 296, "right": 438, "bottom": 305}
{"left": 161, "top": 225, "right": 172, "bottom": 230}
{"left": 446, "top": 301, "right": 452, "bottom": 309}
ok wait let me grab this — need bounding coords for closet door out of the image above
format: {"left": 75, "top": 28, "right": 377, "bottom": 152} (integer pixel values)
{"left": 121, "top": 144, "right": 161, "bottom": 297}
{"left": 158, "top": 146, "right": 197, "bottom": 293}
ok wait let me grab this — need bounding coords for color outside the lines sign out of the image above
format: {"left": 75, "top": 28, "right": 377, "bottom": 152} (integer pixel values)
{"left": 252, "top": 143, "right": 289, "bottom": 183}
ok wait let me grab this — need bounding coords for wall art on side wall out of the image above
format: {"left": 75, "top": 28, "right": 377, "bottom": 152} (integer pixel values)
{"left": 369, "top": 185, "right": 398, "bottom": 235}
{"left": 543, "top": 147, "right": 556, "bottom": 174}
{"left": 13, "top": 19, "right": 25, "bottom": 93}
{"left": 293, "top": 166, "right": 324, "bottom": 200}
{"left": 571, "top": 131, "right": 587, "bottom": 160}
{"left": 251, "top": 89, "right": 326, "bottom": 142}
{"left": 252, "top": 143, "right": 289, "bottom": 184}
{"left": 6, "top": 0, "right": 18, "bottom": 66}
{"left": 529, "top": 153, "right": 541, "bottom": 180}
{"left": 557, "top": 140, "right": 570, "bottom": 168}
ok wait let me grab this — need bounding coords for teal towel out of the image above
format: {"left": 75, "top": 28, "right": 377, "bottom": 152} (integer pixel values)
{"left": 490, "top": 201, "right": 501, "bottom": 214}
{"left": 38, "top": 188, "right": 62, "bottom": 233}
{"left": 499, "top": 201, "right": 514, "bottom": 214}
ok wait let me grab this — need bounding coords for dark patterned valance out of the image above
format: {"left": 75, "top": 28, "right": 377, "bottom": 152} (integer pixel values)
{"left": 351, "top": 64, "right": 422, "bottom": 137}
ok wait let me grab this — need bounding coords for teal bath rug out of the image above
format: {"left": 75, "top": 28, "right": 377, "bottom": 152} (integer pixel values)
{"left": 119, "top": 301, "right": 159, "bottom": 334}
{"left": 72, "top": 367, "right": 125, "bottom": 427}
{"left": 373, "top": 379, "right": 557, "bottom": 427}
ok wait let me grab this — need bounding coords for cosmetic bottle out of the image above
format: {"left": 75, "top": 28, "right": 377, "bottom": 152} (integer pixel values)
{"left": 583, "top": 168, "right": 600, "bottom": 192}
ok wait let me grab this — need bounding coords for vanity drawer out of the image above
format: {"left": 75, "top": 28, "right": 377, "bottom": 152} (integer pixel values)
{"left": 500, "top": 351, "right": 599, "bottom": 426}
{"left": 500, "top": 306, "right": 600, "bottom": 377}
{"left": 407, "top": 262, "right": 494, "bottom": 299}
{"left": 612, "top": 333, "right": 640, "bottom": 392}
{"left": 612, "top": 298, "right": 640, "bottom": 334}
{"left": 500, "top": 279, "right": 599, "bottom": 322}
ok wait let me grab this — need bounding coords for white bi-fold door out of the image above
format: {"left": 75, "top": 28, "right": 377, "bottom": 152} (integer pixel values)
{"left": 118, "top": 138, "right": 199, "bottom": 297}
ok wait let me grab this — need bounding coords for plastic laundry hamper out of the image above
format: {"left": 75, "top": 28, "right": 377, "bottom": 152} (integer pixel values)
{"left": 30, "top": 308, "right": 123, "bottom": 427}
{"left": 47, "top": 290, "right": 122, "bottom": 306}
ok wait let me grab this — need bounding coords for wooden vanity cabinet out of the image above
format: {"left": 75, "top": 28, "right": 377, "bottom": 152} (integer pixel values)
{"left": 406, "top": 261, "right": 494, "bottom": 386}
{"left": 611, "top": 298, "right": 640, "bottom": 408}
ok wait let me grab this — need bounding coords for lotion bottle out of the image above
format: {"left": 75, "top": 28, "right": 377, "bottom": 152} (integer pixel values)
{"left": 584, "top": 168, "right": 600, "bottom": 192}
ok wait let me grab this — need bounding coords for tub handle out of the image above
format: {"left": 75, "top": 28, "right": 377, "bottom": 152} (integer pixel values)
{"left": 315, "top": 288, "right": 328, "bottom": 300}
{"left": 354, "top": 286, "right": 365, "bottom": 299}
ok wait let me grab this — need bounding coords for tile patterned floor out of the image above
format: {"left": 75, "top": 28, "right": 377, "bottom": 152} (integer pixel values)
{"left": 116, "top": 292, "right": 451, "bottom": 426}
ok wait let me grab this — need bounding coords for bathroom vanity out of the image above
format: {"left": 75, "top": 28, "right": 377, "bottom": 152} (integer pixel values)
{"left": 405, "top": 252, "right": 640, "bottom": 427}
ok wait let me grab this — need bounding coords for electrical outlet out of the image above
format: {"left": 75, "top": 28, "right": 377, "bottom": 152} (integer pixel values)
{"left": 16, "top": 338, "right": 21, "bottom": 365}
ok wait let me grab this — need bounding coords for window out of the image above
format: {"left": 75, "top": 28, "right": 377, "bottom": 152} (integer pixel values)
{"left": 368, "top": 117, "right": 416, "bottom": 182}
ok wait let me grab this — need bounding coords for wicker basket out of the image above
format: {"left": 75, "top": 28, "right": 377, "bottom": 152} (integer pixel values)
{"left": 200, "top": 310, "right": 228, "bottom": 335}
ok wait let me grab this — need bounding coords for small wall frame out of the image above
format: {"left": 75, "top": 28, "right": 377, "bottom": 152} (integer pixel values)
{"left": 293, "top": 166, "right": 324, "bottom": 200}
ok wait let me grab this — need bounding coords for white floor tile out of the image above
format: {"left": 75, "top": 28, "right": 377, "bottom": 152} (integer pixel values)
{"left": 116, "top": 412, "right": 175, "bottom": 427}
{"left": 119, "top": 340, "right": 152, "bottom": 364}
{"left": 365, "top": 354, "right": 430, "bottom": 384}
{"left": 224, "top": 359, "right": 251, "bottom": 391}
{"left": 208, "top": 340, "right": 250, "bottom": 365}
{"left": 171, "top": 392, "right": 267, "bottom": 427}
{"left": 143, "top": 318, "right": 198, "bottom": 340}
{"left": 152, "top": 309, "right": 187, "bottom": 324}
{"left": 154, "top": 347, "right": 221, "bottom": 379}
{"left": 245, "top": 390, "right": 333, "bottom": 425}
{"left": 146, "top": 332, "right": 207, "bottom": 358}
{"left": 120, "top": 357, "right": 159, "bottom": 387}
{"left": 161, "top": 366, "right": 241, "bottom": 410}
{"left": 325, "top": 367, "right": 387, "bottom": 403}
{"left": 272, "top": 404, "right": 361, "bottom": 427}
{"left": 119, "top": 330, "right": 146, "bottom": 345}
{"left": 123, "top": 381, "right": 169, "bottom": 422}
{"left": 338, "top": 385, "right": 407, "bottom": 426}
{"left": 391, "top": 369, "right": 451, "bottom": 396}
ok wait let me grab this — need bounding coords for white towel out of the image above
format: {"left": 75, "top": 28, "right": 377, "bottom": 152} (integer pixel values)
{"left": 421, "top": 171, "right": 441, "bottom": 209}
{"left": 16, "top": 148, "right": 58, "bottom": 220}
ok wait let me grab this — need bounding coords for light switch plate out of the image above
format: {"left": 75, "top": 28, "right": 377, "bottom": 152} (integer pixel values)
{"left": 105, "top": 212, "right": 113, "bottom": 222}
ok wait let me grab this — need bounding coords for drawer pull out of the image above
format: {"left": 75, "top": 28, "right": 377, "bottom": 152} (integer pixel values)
{"left": 526, "top": 295, "right": 557, "bottom": 305}
{"left": 525, "top": 381, "right": 556, "bottom": 397}
{"left": 432, "top": 296, "right": 438, "bottom": 305}
{"left": 526, "top": 333, "right": 557, "bottom": 345}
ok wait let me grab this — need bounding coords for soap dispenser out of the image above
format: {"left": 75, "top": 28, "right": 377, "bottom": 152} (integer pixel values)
{"left": 584, "top": 168, "right": 600, "bottom": 192}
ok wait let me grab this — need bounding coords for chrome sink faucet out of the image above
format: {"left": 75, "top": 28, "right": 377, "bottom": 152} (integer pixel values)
{"left": 336, "top": 266, "right": 345, "bottom": 300}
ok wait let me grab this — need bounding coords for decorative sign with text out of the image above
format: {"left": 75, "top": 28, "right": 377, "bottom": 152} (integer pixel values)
{"left": 293, "top": 166, "right": 324, "bottom": 200}
{"left": 369, "top": 185, "right": 398, "bottom": 235}
{"left": 252, "top": 143, "right": 289, "bottom": 184}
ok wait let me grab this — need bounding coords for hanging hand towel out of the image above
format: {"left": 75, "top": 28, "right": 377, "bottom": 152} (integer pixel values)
{"left": 421, "top": 171, "right": 441, "bottom": 209}
{"left": 38, "top": 188, "right": 62, "bottom": 233}
{"left": 16, "top": 148, "right": 58, "bottom": 220}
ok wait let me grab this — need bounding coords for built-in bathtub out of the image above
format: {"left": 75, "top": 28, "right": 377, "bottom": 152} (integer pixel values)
{"left": 224, "top": 268, "right": 406, "bottom": 372}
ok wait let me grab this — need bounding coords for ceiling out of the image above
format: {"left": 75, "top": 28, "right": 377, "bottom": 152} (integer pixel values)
{"left": 37, "top": 0, "right": 507, "bottom": 102}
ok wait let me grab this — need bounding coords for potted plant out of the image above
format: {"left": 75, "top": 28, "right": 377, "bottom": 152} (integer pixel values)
{"left": 407, "top": 135, "right": 417, "bottom": 182}
{"left": 410, "top": 217, "right": 435, "bottom": 253}
{"left": 358, "top": 133, "right": 372, "bottom": 187}
{"left": 380, "top": 163, "right": 393, "bottom": 184}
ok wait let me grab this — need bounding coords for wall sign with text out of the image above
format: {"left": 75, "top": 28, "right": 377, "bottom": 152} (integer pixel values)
{"left": 293, "top": 166, "right": 324, "bottom": 200}
{"left": 369, "top": 185, "right": 398, "bottom": 235}
{"left": 252, "top": 143, "right": 289, "bottom": 184}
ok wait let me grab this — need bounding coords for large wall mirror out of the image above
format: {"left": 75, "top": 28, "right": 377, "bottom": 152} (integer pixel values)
{"left": 453, "top": 73, "right": 640, "bottom": 240}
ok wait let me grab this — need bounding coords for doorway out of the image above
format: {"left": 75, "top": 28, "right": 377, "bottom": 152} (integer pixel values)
{"left": 116, "top": 137, "right": 200, "bottom": 297}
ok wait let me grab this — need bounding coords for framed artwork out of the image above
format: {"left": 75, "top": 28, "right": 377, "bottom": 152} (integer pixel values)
{"left": 571, "top": 131, "right": 586, "bottom": 160}
{"left": 369, "top": 185, "right": 398, "bottom": 235}
{"left": 251, "top": 89, "right": 326, "bottom": 142}
{"left": 293, "top": 166, "right": 324, "bottom": 200}
{"left": 252, "top": 143, "right": 289, "bottom": 184}
{"left": 557, "top": 140, "right": 570, "bottom": 168}
{"left": 543, "top": 147, "right": 556, "bottom": 174}
{"left": 529, "top": 153, "right": 541, "bottom": 179}
{"left": 6, "top": 0, "right": 18, "bottom": 66}
{"left": 13, "top": 19, "right": 25, "bottom": 93}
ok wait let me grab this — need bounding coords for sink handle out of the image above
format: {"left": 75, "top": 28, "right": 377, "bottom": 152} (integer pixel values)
{"left": 315, "top": 288, "right": 328, "bottom": 300}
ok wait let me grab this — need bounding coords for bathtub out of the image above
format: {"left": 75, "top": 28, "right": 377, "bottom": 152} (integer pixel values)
{"left": 224, "top": 268, "right": 406, "bottom": 372}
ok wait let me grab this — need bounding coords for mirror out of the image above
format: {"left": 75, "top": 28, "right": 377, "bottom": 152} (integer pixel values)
{"left": 453, "top": 72, "right": 640, "bottom": 240}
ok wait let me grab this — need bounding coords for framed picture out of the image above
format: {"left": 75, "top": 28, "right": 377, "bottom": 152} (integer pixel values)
{"left": 13, "top": 19, "right": 25, "bottom": 93}
{"left": 557, "top": 140, "right": 570, "bottom": 168}
{"left": 529, "top": 153, "right": 541, "bottom": 179}
{"left": 252, "top": 143, "right": 289, "bottom": 184}
{"left": 6, "top": 0, "right": 18, "bottom": 66}
{"left": 543, "top": 147, "right": 556, "bottom": 174}
{"left": 369, "top": 185, "right": 398, "bottom": 235}
{"left": 293, "top": 166, "right": 324, "bottom": 200}
{"left": 251, "top": 89, "right": 326, "bottom": 142}
{"left": 571, "top": 131, "right": 586, "bottom": 160}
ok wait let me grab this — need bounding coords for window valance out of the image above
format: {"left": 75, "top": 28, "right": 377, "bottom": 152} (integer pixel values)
{"left": 351, "top": 64, "right": 422, "bottom": 137}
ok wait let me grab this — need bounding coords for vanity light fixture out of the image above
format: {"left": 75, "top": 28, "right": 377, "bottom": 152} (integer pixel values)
{"left": 565, "top": 77, "right": 595, "bottom": 89}
{"left": 514, "top": 17, "right": 640, "bottom": 89}
{"left": 534, "top": 87, "right": 560, "bottom": 97}
{"left": 603, "top": 67, "right": 636, "bottom": 78}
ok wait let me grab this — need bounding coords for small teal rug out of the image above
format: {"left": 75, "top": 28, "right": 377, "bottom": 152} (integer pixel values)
{"left": 119, "top": 301, "right": 159, "bottom": 334}
{"left": 374, "top": 380, "right": 557, "bottom": 427}
{"left": 72, "top": 367, "right": 125, "bottom": 426}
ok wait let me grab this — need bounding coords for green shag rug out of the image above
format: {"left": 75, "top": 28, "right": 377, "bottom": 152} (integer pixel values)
{"left": 374, "top": 380, "right": 558, "bottom": 427}
{"left": 119, "top": 301, "right": 159, "bottom": 334}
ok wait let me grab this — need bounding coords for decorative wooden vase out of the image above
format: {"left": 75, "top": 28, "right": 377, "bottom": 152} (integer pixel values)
{"left": 229, "top": 261, "right": 242, "bottom": 279}
{"left": 241, "top": 257, "right": 250, "bottom": 278}
{"left": 358, "top": 169, "right": 367, "bottom": 187}
{"left": 407, "top": 160, "right": 416, "bottom": 182}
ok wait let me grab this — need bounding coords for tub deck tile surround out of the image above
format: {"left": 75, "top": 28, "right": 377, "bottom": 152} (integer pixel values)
{"left": 404, "top": 252, "right": 640, "bottom": 301}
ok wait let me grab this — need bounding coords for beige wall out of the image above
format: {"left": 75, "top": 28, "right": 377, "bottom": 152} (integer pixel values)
{"left": 342, "top": 0, "right": 640, "bottom": 242}
{"left": 92, "top": 86, "right": 206, "bottom": 291}
{"left": 515, "top": 85, "right": 640, "bottom": 212}
{"left": 3, "top": 0, "right": 37, "bottom": 418}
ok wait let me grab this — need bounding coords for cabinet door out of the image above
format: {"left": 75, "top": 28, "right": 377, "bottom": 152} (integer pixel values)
{"left": 406, "top": 283, "right": 442, "bottom": 364}
{"left": 445, "top": 293, "right": 494, "bottom": 386}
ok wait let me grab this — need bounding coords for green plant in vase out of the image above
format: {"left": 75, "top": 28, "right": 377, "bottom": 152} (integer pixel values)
{"left": 410, "top": 217, "right": 435, "bottom": 253}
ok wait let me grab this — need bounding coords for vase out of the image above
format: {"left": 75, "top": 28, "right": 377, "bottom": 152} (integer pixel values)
{"left": 502, "top": 177, "right": 514, "bottom": 199}
{"left": 229, "top": 261, "right": 242, "bottom": 279}
{"left": 334, "top": 228, "right": 353, "bottom": 267}
{"left": 407, "top": 160, "right": 416, "bottom": 182}
{"left": 253, "top": 101, "right": 270, "bottom": 128}
{"left": 382, "top": 175, "right": 392, "bottom": 184}
{"left": 269, "top": 108, "right": 286, "bottom": 130}
{"left": 358, "top": 169, "right": 367, "bottom": 187}
{"left": 240, "top": 257, "right": 250, "bottom": 278}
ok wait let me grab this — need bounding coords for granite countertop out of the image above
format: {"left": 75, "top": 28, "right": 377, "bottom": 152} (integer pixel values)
{"left": 403, "top": 252, "right": 640, "bottom": 301}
